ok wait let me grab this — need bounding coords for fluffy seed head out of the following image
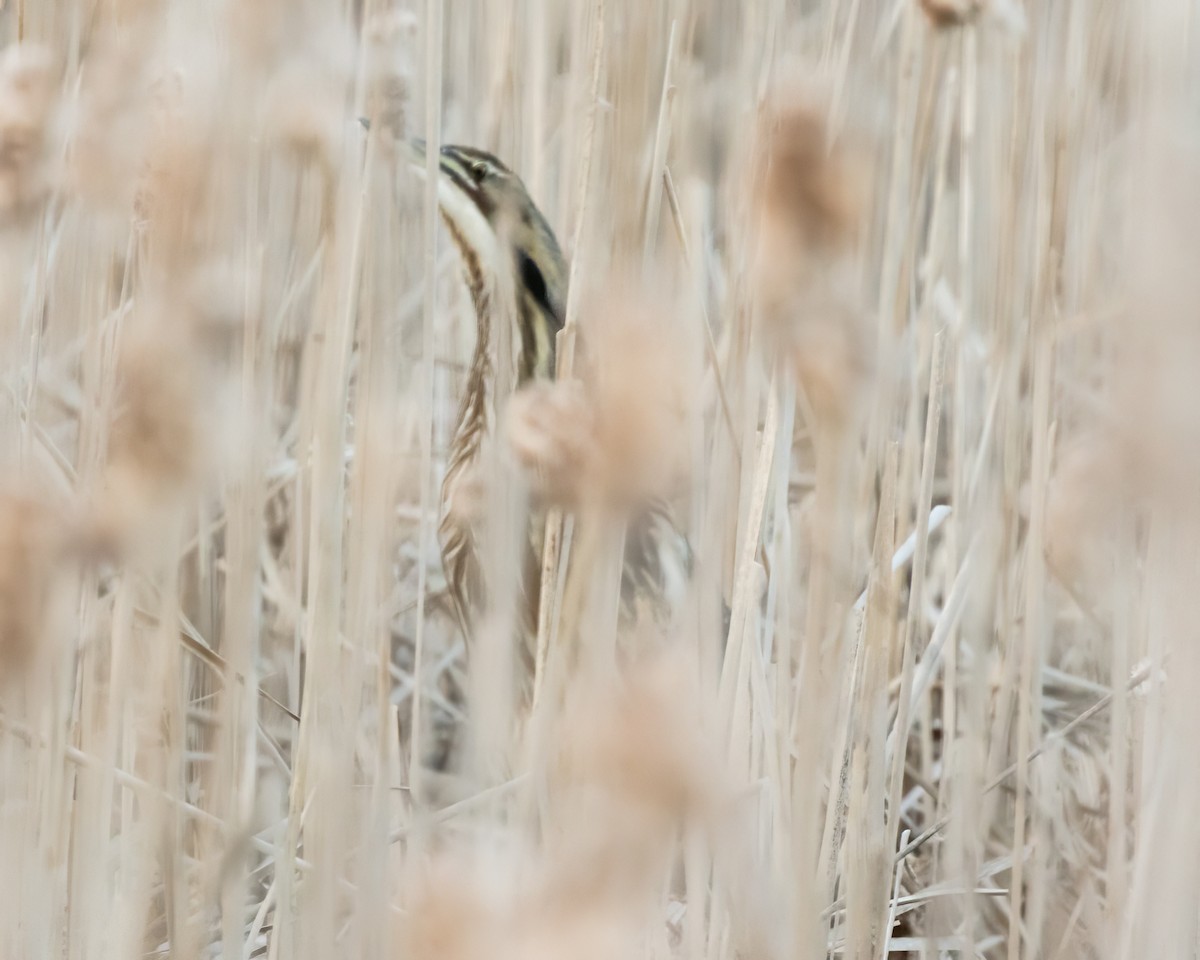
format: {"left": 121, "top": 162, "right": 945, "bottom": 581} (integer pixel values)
{"left": 133, "top": 101, "right": 214, "bottom": 270}
{"left": 582, "top": 287, "right": 694, "bottom": 508}
{"left": 92, "top": 321, "right": 207, "bottom": 557}
{"left": 788, "top": 283, "right": 872, "bottom": 430}
{"left": 1044, "top": 437, "right": 1120, "bottom": 605}
{"left": 506, "top": 283, "right": 693, "bottom": 510}
{"left": 751, "top": 84, "right": 873, "bottom": 432}
{"left": 505, "top": 379, "right": 598, "bottom": 510}
{"left": 405, "top": 855, "right": 514, "bottom": 960}
{"left": 1115, "top": 135, "right": 1200, "bottom": 506}
{"left": 549, "top": 651, "right": 715, "bottom": 862}
{"left": 365, "top": 9, "right": 417, "bottom": 141}
{"left": 919, "top": 0, "right": 985, "bottom": 27}
{"left": 0, "top": 43, "right": 58, "bottom": 223}
{"left": 404, "top": 846, "right": 637, "bottom": 960}
{"left": 752, "top": 89, "right": 869, "bottom": 267}
{"left": 264, "top": 61, "right": 343, "bottom": 172}
{"left": 0, "top": 490, "right": 65, "bottom": 675}
{"left": 69, "top": 17, "right": 161, "bottom": 213}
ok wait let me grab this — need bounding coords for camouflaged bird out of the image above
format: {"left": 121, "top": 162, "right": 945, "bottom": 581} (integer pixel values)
{"left": 406, "top": 138, "right": 691, "bottom": 667}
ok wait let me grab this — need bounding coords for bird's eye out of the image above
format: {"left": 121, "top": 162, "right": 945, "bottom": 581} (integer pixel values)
{"left": 469, "top": 161, "right": 491, "bottom": 182}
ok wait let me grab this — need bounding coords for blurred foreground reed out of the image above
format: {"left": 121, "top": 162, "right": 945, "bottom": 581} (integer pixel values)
{"left": 0, "top": 2, "right": 1197, "bottom": 958}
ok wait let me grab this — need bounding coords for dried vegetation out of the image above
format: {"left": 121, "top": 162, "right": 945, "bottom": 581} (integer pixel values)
{"left": 0, "top": 1, "right": 1194, "bottom": 958}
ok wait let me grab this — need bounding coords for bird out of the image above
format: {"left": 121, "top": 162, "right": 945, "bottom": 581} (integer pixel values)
{"left": 402, "top": 136, "right": 692, "bottom": 671}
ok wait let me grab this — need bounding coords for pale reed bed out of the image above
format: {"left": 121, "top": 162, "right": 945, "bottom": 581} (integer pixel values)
{"left": 0, "top": 2, "right": 1195, "bottom": 959}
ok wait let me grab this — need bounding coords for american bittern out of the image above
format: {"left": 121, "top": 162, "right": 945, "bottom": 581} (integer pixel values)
{"left": 408, "top": 139, "right": 690, "bottom": 661}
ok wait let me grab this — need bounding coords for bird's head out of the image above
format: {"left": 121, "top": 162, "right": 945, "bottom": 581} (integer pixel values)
{"left": 407, "top": 138, "right": 567, "bottom": 381}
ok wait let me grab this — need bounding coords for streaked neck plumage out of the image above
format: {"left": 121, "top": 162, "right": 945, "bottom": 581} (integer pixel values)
{"left": 415, "top": 141, "right": 566, "bottom": 639}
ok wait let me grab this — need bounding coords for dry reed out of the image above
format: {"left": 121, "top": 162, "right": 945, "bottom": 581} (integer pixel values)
{"left": 0, "top": 2, "right": 1193, "bottom": 959}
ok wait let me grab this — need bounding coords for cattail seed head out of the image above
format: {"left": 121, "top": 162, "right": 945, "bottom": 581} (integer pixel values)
{"left": 750, "top": 83, "right": 874, "bottom": 434}
{"left": 0, "top": 489, "right": 66, "bottom": 675}
{"left": 1115, "top": 135, "right": 1200, "bottom": 507}
{"left": 549, "top": 651, "right": 715, "bottom": 858}
{"left": 582, "top": 287, "right": 694, "bottom": 508}
{"left": 752, "top": 89, "right": 869, "bottom": 268}
{"left": 264, "top": 61, "right": 344, "bottom": 173}
{"left": 133, "top": 101, "right": 217, "bottom": 272}
{"left": 787, "top": 283, "right": 872, "bottom": 430}
{"left": 405, "top": 855, "right": 514, "bottom": 960}
{"left": 69, "top": 17, "right": 161, "bottom": 214}
{"left": 1044, "top": 437, "right": 1120, "bottom": 603}
{"left": 405, "top": 846, "right": 636, "bottom": 960}
{"left": 918, "top": 0, "right": 1026, "bottom": 32}
{"left": 92, "top": 321, "right": 207, "bottom": 558}
{"left": 365, "top": 9, "right": 417, "bottom": 141}
{"left": 506, "top": 283, "right": 693, "bottom": 511}
{"left": 183, "top": 257, "right": 256, "bottom": 358}
{"left": 505, "top": 379, "right": 598, "bottom": 510}
{"left": 0, "top": 43, "right": 59, "bottom": 224}
{"left": 919, "top": 0, "right": 985, "bottom": 28}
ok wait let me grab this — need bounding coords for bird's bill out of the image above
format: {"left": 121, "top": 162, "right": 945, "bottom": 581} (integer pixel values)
{"left": 400, "top": 135, "right": 428, "bottom": 170}
{"left": 399, "top": 137, "right": 451, "bottom": 182}
{"left": 357, "top": 129, "right": 433, "bottom": 176}
{"left": 393, "top": 136, "right": 505, "bottom": 285}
